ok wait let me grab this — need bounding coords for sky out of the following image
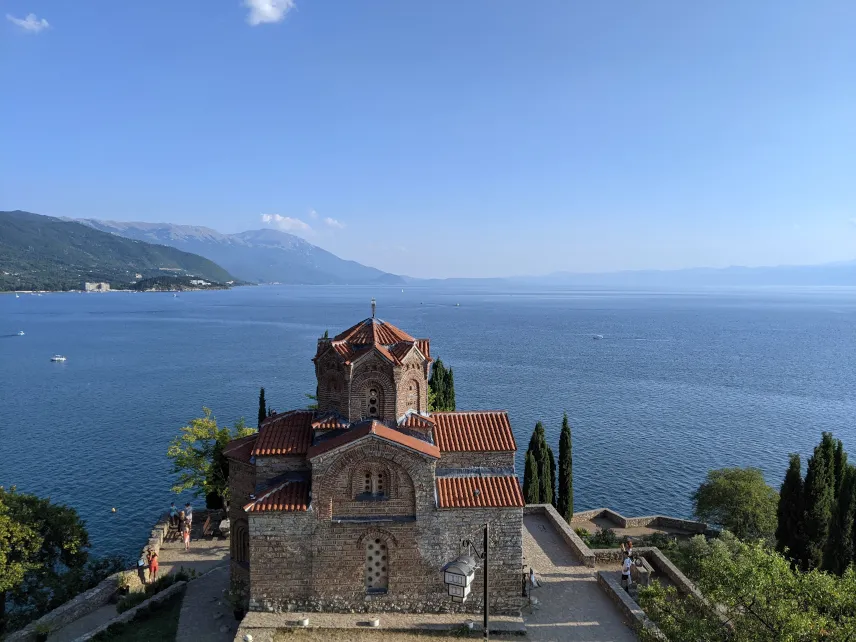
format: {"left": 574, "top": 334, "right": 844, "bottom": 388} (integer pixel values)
{"left": 2, "top": 1, "right": 855, "bottom": 279}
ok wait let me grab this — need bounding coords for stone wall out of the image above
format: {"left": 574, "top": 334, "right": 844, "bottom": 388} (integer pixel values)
{"left": 72, "top": 581, "right": 187, "bottom": 642}
{"left": 596, "top": 571, "right": 666, "bottom": 640}
{"left": 437, "top": 452, "right": 515, "bottom": 468}
{"left": 524, "top": 504, "right": 595, "bottom": 567}
{"left": 248, "top": 438, "right": 523, "bottom": 616}
{"left": 5, "top": 574, "right": 120, "bottom": 642}
{"left": 569, "top": 507, "right": 709, "bottom": 534}
{"left": 254, "top": 456, "right": 308, "bottom": 484}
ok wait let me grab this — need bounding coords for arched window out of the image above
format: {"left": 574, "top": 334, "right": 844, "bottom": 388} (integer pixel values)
{"left": 367, "top": 387, "right": 379, "bottom": 417}
{"left": 232, "top": 519, "right": 249, "bottom": 564}
{"left": 405, "top": 380, "right": 420, "bottom": 410}
{"left": 365, "top": 538, "right": 389, "bottom": 593}
{"left": 359, "top": 470, "right": 388, "bottom": 498}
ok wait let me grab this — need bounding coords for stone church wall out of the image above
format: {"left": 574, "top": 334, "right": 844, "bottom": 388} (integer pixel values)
{"left": 228, "top": 460, "right": 256, "bottom": 525}
{"left": 255, "top": 456, "right": 310, "bottom": 484}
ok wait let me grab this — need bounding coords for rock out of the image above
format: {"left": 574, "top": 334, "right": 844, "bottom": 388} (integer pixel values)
{"left": 219, "top": 624, "right": 230, "bottom": 633}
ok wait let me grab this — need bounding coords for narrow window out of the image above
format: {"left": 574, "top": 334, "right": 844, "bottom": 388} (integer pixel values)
{"left": 368, "top": 387, "right": 379, "bottom": 417}
{"left": 365, "top": 538, "right": 389, "bottom": 593}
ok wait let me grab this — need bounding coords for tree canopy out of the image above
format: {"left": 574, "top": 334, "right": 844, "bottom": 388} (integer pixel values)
{"left": 691, "top": 467, "right": 778, "bottom": 542}
{"left": 166, "top": 408, "right": 256, "bottom": 504}
{"left": 428, "top": 358, "right": 456, "bottom": 412}
{"left": 557, "top": 413, "right": 574, "bottom": 522}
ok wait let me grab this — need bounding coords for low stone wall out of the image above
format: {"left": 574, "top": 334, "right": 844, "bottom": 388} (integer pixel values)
{"left": 5, "top": 574, "right": 120, "bottom": 642}
{"left": 524, "top": 504, "right": 595, "bottom": 568}
{"left": 569, "top": 507, "right": 709, "bottom": 534}
{"left": 643, "top": 548, "right": 705, "bottom": 603}
{"left": 71, "top": 581, "right": 187, "bottom": 642}
{"left": 596, "top": 571, "right": 667, "bottom": 640}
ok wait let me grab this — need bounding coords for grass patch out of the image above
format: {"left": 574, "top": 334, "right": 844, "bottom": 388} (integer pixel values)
{"left": 92, "top": 590, "right": 184, "bottom": 641}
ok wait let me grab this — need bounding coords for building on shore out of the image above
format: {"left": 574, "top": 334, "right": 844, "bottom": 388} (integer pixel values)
{"left": 224, "top": 307, "right": 524, "bottom": 615}
{"left": 84, "top": 282, "right": 110, "bottom": 292}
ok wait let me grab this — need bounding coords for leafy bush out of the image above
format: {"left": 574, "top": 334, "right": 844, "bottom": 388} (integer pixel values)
{"left": 144, "top": 574, "right": 176, "bottom": 596}
{"left": 116, "top": 591, "right": 148, "bottom": 614}
{"left": 574, "top": 527, "right": 592, "bottom": 542}
{"left": 588, "top": 527, "right": 619, "bottom": 548}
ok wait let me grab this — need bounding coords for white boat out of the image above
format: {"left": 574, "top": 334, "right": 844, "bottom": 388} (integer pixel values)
{"left": 50, "top": 355, "right": 67, "bottom": 362}
{"left": 593, "top": 334, "right": 604, "bottom": 340}
{"left": 17, "top": 331, "right": 25, "bottom": 336}
{"left": 15, "top": 292, "right": 19, "bottom": 298}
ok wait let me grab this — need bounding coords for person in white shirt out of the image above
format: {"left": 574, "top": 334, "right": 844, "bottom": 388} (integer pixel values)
{"left": 621, "top": 553, "right": 633, "bottom": 591}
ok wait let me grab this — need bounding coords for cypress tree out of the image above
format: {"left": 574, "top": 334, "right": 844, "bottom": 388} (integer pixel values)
{"left": 833, "top": 439, "right": 848, "bottom": 498}
{"left": 547, "top": 445, "right": 557, "bottom": 507}
{"left": 523, "top": 451, "right": 540, "bottom": 504}
{"left": 447, "top": 367, "right": 456, "bottom": 411}
{"left": 557, "top": 414, "right": 574, "bottom": 522}
{"left": 258, "top": 387, "right": 267, "bottom": 428}
{"left": 540, "top": 444, "right": 554, "bottom": 506}
{"left": 826, "top": 464, "right": 856, "bottom": 575}
{"left": 775, "top": 453, "right": 805, "bottom": 565}
{"left": 804, "top": 432, "right": 836, "bottom": 570}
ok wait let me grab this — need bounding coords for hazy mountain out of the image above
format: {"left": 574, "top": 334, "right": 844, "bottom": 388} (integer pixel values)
{"left": 0, "top": 211, "right": 235, "bottom": 291}
{"left": 514, "top": 261, "right": 856, "bottom": 287}
{"left": 78, "top": 220, "right": 404, "bottom": 285}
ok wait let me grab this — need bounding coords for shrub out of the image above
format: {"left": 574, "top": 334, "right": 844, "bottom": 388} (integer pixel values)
{"left": 116, "top": 591, "right": 148, "bottom": 614}
{"left": 574, "top": 527, "right": 592, "bottom": 542}
{"left": 589, "top": 527, "right": 619, "bottom": 548}
{"left": 144, "top": 574, "right": 176, "bottom": 596}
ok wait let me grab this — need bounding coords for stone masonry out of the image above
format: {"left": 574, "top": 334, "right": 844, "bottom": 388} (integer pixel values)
{"left": 224, "top": 312, "right": 525, "bottom": 616}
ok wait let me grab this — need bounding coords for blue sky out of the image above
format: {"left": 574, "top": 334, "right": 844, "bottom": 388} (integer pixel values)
{"left": 2, "top": 1, "right": 855, "bottom": 278}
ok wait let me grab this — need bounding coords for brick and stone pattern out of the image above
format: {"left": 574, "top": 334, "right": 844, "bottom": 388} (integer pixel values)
{"left": 438, "top": 452, "right": 515, "bottom": 468}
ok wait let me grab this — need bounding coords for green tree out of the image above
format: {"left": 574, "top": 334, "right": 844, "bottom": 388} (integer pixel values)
{"left": 523, "top": 452, "right": 540, "bottom": 505}
{"left": 775, "top": 453, "right": 806, "bottom": 565}
{"left": 833, "top": 438, "right": 848, "bottom": 497}
{"left": 257, "top": 387, "right": 267, "bottom": 429}
{"left": 557, "top": 414, "right": 574, "bottom": 522}
{"left": 825, "top": 464, "right": 856, "bottom": 575}
{"left": 540, "top": 443, "right": 554, "bottom": 507}
{"left": 428, "top": 358, "right": 457, "bottom": 412}
{"left": 167, "top": 408, "right": 256, "bottom": 505}
{"left": 638, "top": 533, "right": 856, "bottom": 642}
{"left": 0, "top": 496, "right": 40, "bottom": 631}
{"left": 804, "top": 432, "right": 836, "bottom": 570}
{"left": 691, "top": 468, "right": 778, "bottom": 541}
{"left": 547, "top": 445, "right": 556, "bottom": 507}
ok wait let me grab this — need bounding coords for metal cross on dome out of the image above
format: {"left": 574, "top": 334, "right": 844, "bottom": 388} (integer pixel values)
{"left": 371, "top": 297, "right": 376, "bottom": 318}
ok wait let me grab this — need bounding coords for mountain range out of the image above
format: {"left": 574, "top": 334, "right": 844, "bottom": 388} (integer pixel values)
{"left": 0, "top": 211, "right": 235, "bottom": 291}
{"left": 79, "top": 219, "right": 404, "bottom": 285}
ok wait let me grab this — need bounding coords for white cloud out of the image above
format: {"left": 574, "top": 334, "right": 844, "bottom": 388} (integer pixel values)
{"left": 261, "top": 213, "right": 312, "bottom": 232}
{"left": 309, "top": 209, "right": 318, "bottom": 219}
{"left": 244, "top": 0, "right": 296, "bottom": 26}
{"left": 7, "top": 13, "right": 50, "bottom": 33}
{"left": 323, "top": 217, "right": 345, "bottom": 229}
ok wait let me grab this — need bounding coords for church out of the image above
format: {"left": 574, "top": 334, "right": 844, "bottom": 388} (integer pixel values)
{"left": 224, "top": 305, "right": 524, "bottom": 615}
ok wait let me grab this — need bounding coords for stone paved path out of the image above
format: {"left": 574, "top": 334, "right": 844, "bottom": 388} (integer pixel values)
{"left": 175, "top": 564, "right": 238, "bottom": 642}
{"left": 522, "top": 514, "right": 638, "bottom": 641}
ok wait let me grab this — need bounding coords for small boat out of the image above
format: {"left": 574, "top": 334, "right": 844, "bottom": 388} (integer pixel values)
{"left": 50, "top": 355, "right": 67, "bottom": 362}
{"left": 456, "top": 303, "right": 460, "bottom": 307}
{"left": 593, "top": 334, "right": 604, "bottom": 340}
{"left": 17, "top": 331, "right": 25, "bottom": 336}
{"left": 15, "top": 292, "right": 19, "bottom": 298}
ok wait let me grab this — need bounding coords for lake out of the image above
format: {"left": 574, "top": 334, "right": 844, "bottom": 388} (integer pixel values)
{"left": 1, "top": 285, "right": 854, "bottom": 557}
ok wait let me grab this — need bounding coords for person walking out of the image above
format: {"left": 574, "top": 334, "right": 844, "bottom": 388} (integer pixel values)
{"left": 621, "top": 552, "right": 633, "bottom": 592}
{"left": 182, "top": 519, "right": 191, "bottom": 551}
{"left": 184, "top": 502, "right": 193, "bottom": 528}
{"left": 148, "top": 551, "right": 159, "bottom": 582}
{"left": 169, "top": 502, "right": 178, "bottom": 528}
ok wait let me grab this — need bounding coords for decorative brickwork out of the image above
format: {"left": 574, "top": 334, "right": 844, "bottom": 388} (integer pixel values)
{"left": 228, "top": 314, "right": 524, "bottom": 616}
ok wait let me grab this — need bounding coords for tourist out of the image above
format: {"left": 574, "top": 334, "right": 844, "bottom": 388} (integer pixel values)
{"left": 184, "top": 502, "right": 193, "bottom": 528}
{"left": 148, "top": 551, "right": 159, "bottom": 582}
{"left": 182, "top": 519, "right": 191, "bottom": 551}
{"left": 137, "top": 552, "right": 148, "bottom": 585}
{"left": 621, "top": 553, "right": 633, "bottom": 591}
{"left": 169, "top": 502, "right": 178, "bottom": 528}
{"left": 626, "top": 538, "right": 634, "bottom": 558}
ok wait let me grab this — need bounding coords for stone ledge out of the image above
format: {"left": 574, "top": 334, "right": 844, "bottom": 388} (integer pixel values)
{"left": 5, "top": 573, "right": 120, "bottom": 642}
{"left": 523, "top": 504, "right": 595, "bottom": 567}
{"left": 570, "top": 507, "right": 712, "bottom": 535}
{"left": 70, "top": 581, "right": 187, "bottom": 642}
{"left": 596, "top": 571, "right": 667, "bottom": 640}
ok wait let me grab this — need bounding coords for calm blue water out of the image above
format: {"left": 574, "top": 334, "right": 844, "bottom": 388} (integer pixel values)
{"left": 1, "top": 286, "right": 855, "bottom": 556}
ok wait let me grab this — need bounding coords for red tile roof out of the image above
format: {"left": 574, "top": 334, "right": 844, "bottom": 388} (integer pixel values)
{"left": 390, "top": 342, "right": 414, "bottom": 362}
{"left": 436, "top": 476, "right": 524, "bottom": 509}
{"left": 334, "top": 318, "right": 415, "bottom": 346}
{"left": 307, "top": 420, "right": 440, "bottom": 459}
{"left": 223, "top": 434, "right": 258, "bottom": 464}
{"left": 398, "top": 412, "right": 435, "bottom": 430}
{"left": 244, "top": 480, "right": 310, "bottom": 513}
{"left": 311, "top": 412, "right": 350, "bottom": 430}
{"left": 431, "top": 412, "right": 517, "bottom": 452}
{"left": 253, "top": 411, "right": 313, "bottom": 456}
{"left": 415, "top": 339, "right": 431, "bottom": 360}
